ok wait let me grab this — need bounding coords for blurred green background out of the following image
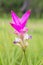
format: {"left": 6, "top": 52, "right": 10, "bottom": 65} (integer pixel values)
{"left": 0, "top": 0, "right": 43, "bottom": 18}
{"left": 0, "top": 0, "right": 43, "bottom": 65}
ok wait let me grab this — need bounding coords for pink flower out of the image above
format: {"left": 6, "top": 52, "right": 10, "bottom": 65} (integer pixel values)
{"left": 10, "top": 10, "right": 31, "bottom": 35}
{"left": 10, "top": 10, "right": 32, "bottom": 48}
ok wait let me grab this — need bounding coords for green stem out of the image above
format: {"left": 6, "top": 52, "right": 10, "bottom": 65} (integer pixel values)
{"left": 23, "top": 50, "right": 28, "bottom": 65}
{"left": 21, "top": 37, "right": 28, "bottom": 65}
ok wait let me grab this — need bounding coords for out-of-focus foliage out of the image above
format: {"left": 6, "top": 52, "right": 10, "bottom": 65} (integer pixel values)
{"left": 0, "top": 19, "right": 43, "bottom": 65}
{"left": 0, "top": 0, "right": 23, "bottom": 13}
{"left": 0, "top": 0, "right": 43, "bottom": 18}
{"left": 30, "top": 0, "right": 43, "bottom": 18}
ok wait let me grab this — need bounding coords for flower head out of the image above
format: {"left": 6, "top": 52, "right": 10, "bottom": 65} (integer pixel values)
{"left": 10, "top": 10, "right": 31, "bottom": 35}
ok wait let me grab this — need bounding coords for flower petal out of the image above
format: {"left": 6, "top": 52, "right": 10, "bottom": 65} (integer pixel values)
{"left": 23, "top": 27, "right": 28, "bottom": 32}
{"left": 24, "top": 34, "right": 29, "bottom": 40}
{"left": 13, "top": 37, "right": 21, "bottom": 44}
{"left": 21, "top": 10, "right": 31, "bottom": 28}
{"left": 10, "top": 23, "right": 21, "bottom": 32}
{"left": 24, "top": 34, "right": 32, "bottom": 40}
{"left": 11, "top": 10, "right": 21, "bottom": 25}
{"left": 21, "top": 10, "right": 31, "bottom": 23}
{"left": 28, "top": 35, "right": 32, "bottom": 39}
{"left": 15, "top": 37, "right": 21, "bottom": 42}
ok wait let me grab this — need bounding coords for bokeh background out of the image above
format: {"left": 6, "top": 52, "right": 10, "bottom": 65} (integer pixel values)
{"left": 0, "top": 0, "right": 43, "bottom": 65}
{"left": 0, "top": 0, "right": 43, "bottom": 18}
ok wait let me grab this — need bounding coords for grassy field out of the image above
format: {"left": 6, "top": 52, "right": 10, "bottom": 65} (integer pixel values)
{"left": 0, "top": 18, "right": 43, "bottom": 65}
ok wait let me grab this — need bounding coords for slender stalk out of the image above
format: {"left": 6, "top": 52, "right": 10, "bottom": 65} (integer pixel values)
{"left": 23, "top": 50, "right": 28, "bottom": 65}
{"left": 21, "top": 35, "right": 28, "bottom": 65}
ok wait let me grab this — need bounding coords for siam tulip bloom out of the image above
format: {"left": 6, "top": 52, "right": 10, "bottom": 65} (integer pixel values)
{"left": 10, "top": 10, "right": 32, "bottom": 50}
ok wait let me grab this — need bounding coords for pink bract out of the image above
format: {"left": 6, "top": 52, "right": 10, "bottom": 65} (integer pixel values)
{"left": 10, "top": 10, "right": 31, "bottom": 34}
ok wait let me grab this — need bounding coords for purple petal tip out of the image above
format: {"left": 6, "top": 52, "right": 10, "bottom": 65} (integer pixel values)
{"left": 28, "top": 35, "right": 32, "bottom": 39}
